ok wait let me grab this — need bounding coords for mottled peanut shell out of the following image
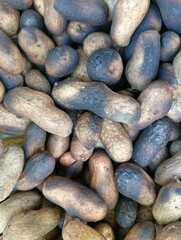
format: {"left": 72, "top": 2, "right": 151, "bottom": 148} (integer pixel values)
{"left": 20, "top": 9, "right": 44, "bottom": 30}
{"left": 0, "top": 191, "right": 42, "bottom": 233}
{"left": 0, "top": 144, "right": 24, "bottom": 202}
{"left": 3, "top": 207, "right": 62, "bottom": 240}
{"left": 0, "top": 29, "right": 26, "bottom": 74}
{"left": 110, "top": 0, "right": 150, "bottom": 47}
{"left": 4, "top": 0, "right": 32, "bottom": 10}
{"left": 4, "top": 87, "right": 72, "bottom": 137}
{"left": 18, "top": 27, "right": 55, "bottom": 65}
{"left": 155, "top": 222, "right": 181, "bottom": 240}
{"left": 33, "top": 0, "right": 44, "bottom": 16}
{"left": 89, "top": 150, "right": 118, "bottom": 210}
{"left": 101, "top": 119, "right": 133, "bottom": 163}
{"left": 95, "top": 223, "right": 115, "bottom": 240}
{"left": 43, "top": 176, "right": 107, "bottom": 222}
{"left": 59, "top": 151, "right": 77, "bottom": 167}
{"left": 115, "top": 163, "right": 156, "bottom": 206}
{"left": 152, "top": 182, "right": 181, "bottom": 225}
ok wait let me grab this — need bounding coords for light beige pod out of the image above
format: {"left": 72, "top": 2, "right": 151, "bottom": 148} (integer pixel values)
{"left": 155, "top": 221, "right": 181, "bottom": 240}
{"left": 0, "top": 144, "right": 24, "bottom": 202}
{"left": 110, "top": 0, "right": 150, "bottom": 47}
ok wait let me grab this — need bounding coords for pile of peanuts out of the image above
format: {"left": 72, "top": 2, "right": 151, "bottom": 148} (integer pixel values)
{"left": 0, "top": 0, "right": 181, "bottom": 239}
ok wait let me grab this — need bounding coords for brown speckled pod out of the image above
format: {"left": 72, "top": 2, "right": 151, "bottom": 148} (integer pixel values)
{"left": 89, "top": 150, "right": 118, "bottom": 210}
{"left": 95, "top": 223, "right": 115, "bottom": 240}
{"left": 0, "top": 144, "right": 24, "bottom": 202}
{"left": 0, "top": 29, "right": 26, "bottom": 74}
{"left": 43, "top": 176, "right": 107, "bottom": 222}
{"left": 155, "top": 222, "right": 181, "bottom": 240}
{"left": 52, "top": 78, "right": 141, "bottom": 124}
{"left": 4, "top": 87, "right": 73, "bottom": 137}
{"left": 115, "top": 163, "right": 156, "bottom": 206}
{"left": 152, "top": 182, "right": 181, "bottom": 225}
{"left": 101, "top": 119, "right": 133, "bottom": 163}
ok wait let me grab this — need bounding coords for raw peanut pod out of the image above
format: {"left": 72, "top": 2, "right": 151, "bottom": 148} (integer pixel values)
{"left": 0, "top": 81, "right": 5, "bottom": 103}
{"left": 16, "top": 151, "right": 55, "bottom": 190}
{"left": 37, "top": 227, "right": 59, "bottom": 240}
{"left": 115, "top": 163, "right": 156, "bottom": 206}
{"left": 0, "top": 3, "right": 20, "bottom": 37}
{"left": 101, "top": 119, "right": 133, "bottom": 163}
{"left": 95, "top": 223, "right": 115, "bottom": 240}
{"left": 0, "top": 104, "right": 30, "bottom": 135}
{"left": 20, "top": 9, "right": 44, "bottom": 30}
{"left": 59, "top": 151, "right": 77, "bottom": 167}
{"left": 83, "top": 32, "right": 113, "bottom": 57}
{"left": 124, "top": 221, "right": 155, "bottom": 240}
{"left": 89, "top": 150, "right": 118, "bottom": 210}
{"left": 43, "top": 176, "right": 107, "bottom": 222}
{"left": 4, "top": 87, "right": 73, "bottom": 137}
{"left": 170, "top": 139, "right": 181, "bottom": 156}
{"left": 18, "top": 27, "right": 55, "bottom": 65}
{"left": 156, "top": 0, "right": 181, "bottom": 34}
{"left": 52, "top": 78, "right": 141, "bottom": 124}
{"left": 46, "top": 134, "right": 70, "bottom": 159}
{"left": 115, "top": 196, "right": 137, "bottom": 228}
{"left": 4, "top": 0, "right": 32, "bottom": 10}
{"left": 103, "top": 209, "right": 116, "bottom": 229}
{"left": 173, "top": 49, "right": 181, "bottom": 83}
{"left": 161, "top": 31, "right": 180, "bottom": 62}
{"left": 33, "top": 0, "right": 44, "bottom": 16}
{"left": 126, "top": 30, "right": 160, "bottom": 91}
{"left": 158, "top": 63, "right": 177, "bottom": 86}
{"left": 0, "top": 29, "right": 26, "bottom": 74}
{"left": 25, "top": 69, "right": 51, "bottom": 94}
{"left": 132, "top": 117, "right": 173, "bottom": 168}
{"left": 0, "top": 191, "right": 42, "bottom": 233}
{"left": 70, "top": 133, "right": 94, "bottom": 161}
{"left": 55, "top": 0, "right": 108, "bottom": 27}
{"left": 155, "top": 222, "right": 181, "bottom": 240}
{"left": 75, "top": 111, "right": 101, "bottom": 150}
{"left": 44, "top": 0, "right": 67, "bottom": 36}
{"left": 136, "top": 206, "right": 153, "bottom": 223}
{"left": 62, "top": 218, "right": 106, "bottom": 240}
{"left": 0, "top": 144, "right": 24, "bottom": 202}
{"left": 122, "top": 123, "right": 140, "bottom": 142}
{"left": 154, "top": 151, "right": 181, "bottom": 185}
{"left": 3, "top": 207, "right": 62, "bottom": 240}
{"left": 152, "top": 182, "right": 181, "bottom": 225}
{"left": 23, "top": 123, "right": 46, "bottom": 159}
{"left": 110, "top": 0, "right": 150, "bottom": 47}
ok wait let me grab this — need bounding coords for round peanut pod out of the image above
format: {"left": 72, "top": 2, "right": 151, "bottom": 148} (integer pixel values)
{"left": 44, "top": 0, "right": 67, "bottom": 36}
{"left": 173, "top": 49, "right": 181, "bottom": 84}
{"left": 110, "top": 0, "right": 150, "bottom": 47}
{"left": 132, "top": 117, "right": 173, "bottom": 168}
{"left": 0, "top": 3, "right": 20, "bottom": 37}
{"left": 95, "top": 223, "right": 115, "bottom": 240}
{"left": 75, "top": 111, "right": 101, "bottom": 150}
{"left": 101, "top": 119, "right": 133, "bottom": 163}
{"left": 0, "top": 81, "right": 5, "bottom": 103}
{"left": 16, "top": 151, "right": 55, "bottom": 190}
{"left": 126, "top": 30, "right": 160, "bottom": 91}
{"left": 43, "top": 176, "right": 107, "bottom": 222}
{"left": 25, "top": 69, "right": 51, "bottom": 94}
{"left": 154, "top": 151, "right": 181, "bottom": 185}
{"left": 87, "top": 48, "right": 123, "bottom": 85}
{"left": 46, "top": 134, "right": 70, "bottom": 159}
{"left": 115, "top": 196, "right": 137, "bottom": 228}
{"left": 23, "top": 123, "right": 46, "bottom": 159}
{"left": 161, "top": 31, "right": 180, "bottom": 62}
{"left": 3, "top": 207, "right": 62, "bottom": 240}
{"left": 20, "top": 9, "right": 44, "bottom": 30}
{"left": 71, "top": 48, "right": 91, "bottom": 82}
{"left": 136, "top": 206, "right": 154, "bottom": 223}
{"left": 0, "top": 104, "right": 30, "bottom": 135}
{"left": 45, "top": 45, "right": 79, "bottom": 78}
{"left": 53, "top": 31, "right": 73, "bottom": 47}
{"left": 156, "top": 0, "right": 181, "bottom": 34}
{"left": 0, "top": 29, "right": 26, "bottom": 74}
{"left": 83, "top": 32, "right": 113, "bottom": 56}
{"left": 62, "top": 218, "right": 106, "bottom": 240}
{"left": 70, "top": 133, "right": 94, "bottom": 161}
{"left": 52, "top": 78, "right": 141, "bottom": 124}
{"left": 155, "top": 222, "right": 181, "bottom": 240}
{"left": 55, "top": 0, "right": 108, "bottom": 27}
{"left": 59, "top": 151, "right": 77, "bottom": 167}
{"left": 18, "top": 27, "right": 55, "bottom": 66}
{"left": 67, "top": 21, "right": 94, "bottom": 43}
{"left": 4, "top": 87, "right": 73, "bottom": 137}
{"left": 170, "top": 139, "right": 181, "bottom": 156}
{"left": 33, "top": 0, "right": 44, "bottom": 16}
{"left": 158, "top": 63, "right": 177, "bottom": 86}
{"left": 124, "top": 222, "right": 156, "bottom": 240}
{"left": 4, "top": 0, "right": 32, "bottom": 10}
{"left": 115, "top": 163, "right": 156, "bottom": 206}
{"left": 0, "top": 191, "right": 42, "bottom": 233}
{"left": 123, "top": 3, "right": 162, "bottom": 62}
{"left": 0, "top": 144, "right": 24, "bottom": 202}
{"left": 152, "top": 182, "right": 181, "bottom": 225}
{"left": 89, "top": 150, "right": 118, "bottom": 210}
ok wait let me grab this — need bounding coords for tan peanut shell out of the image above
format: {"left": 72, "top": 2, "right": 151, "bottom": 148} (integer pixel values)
{"left": 4, "top": 87, "right": 72, "bottom": 137}
{"left": 155, "top": 221, "right": 181, "bottom": 240}
{"left": 33, "top": 0, "right": 44, "bottom": 16}
{"left": 95, "top": 223, "right": 115, "bottom": 240}
{"left": 0, "top": 82, "right": 5, "bottom": 103}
